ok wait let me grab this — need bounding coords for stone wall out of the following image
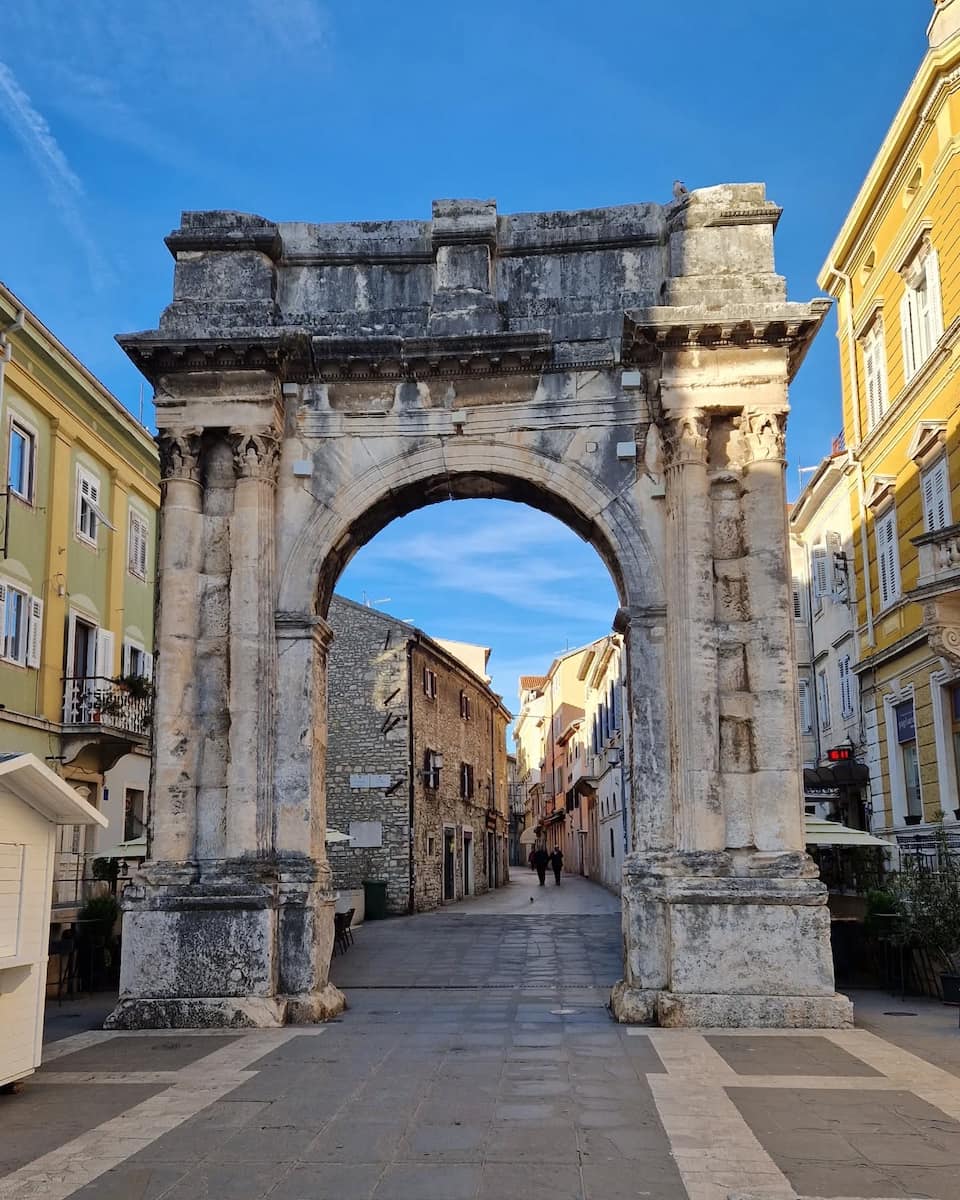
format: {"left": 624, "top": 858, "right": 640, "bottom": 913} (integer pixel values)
{"left": 326, "top": 597, "right": 411, "bottom": 914}
{"left": 410, "top": 641, "right": 509, "bottom": 911}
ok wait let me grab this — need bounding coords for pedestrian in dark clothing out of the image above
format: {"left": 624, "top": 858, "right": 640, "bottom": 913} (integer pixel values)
{"left": 528, "top": 849, "right": 536, "bottom": 871}
{"left": 550, "top": 848, "right": 564, "bottom": 885}
{"left": 532, "top": 847, "right": 549, "bottom": 886}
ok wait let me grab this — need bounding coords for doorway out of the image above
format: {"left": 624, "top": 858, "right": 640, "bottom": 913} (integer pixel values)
{"left": 443, "top": 827, "right": 456, "bottom": 902}
{"left": 462, "top": 830, "right": 473, "bottom": 896}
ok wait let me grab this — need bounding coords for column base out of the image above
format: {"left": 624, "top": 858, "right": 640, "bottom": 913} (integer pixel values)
{"left": 615, "top": 851, "right": 851, "bottom": 1028}
{"left": 111, "top": 859, "right": 340, "bottom": 1030}
{"left": 609, "top": 985, "right": 853, "bottom": 1028}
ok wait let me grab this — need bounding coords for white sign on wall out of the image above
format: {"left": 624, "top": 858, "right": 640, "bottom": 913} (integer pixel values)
{"left": 349, "top": 774, "right": 392, "bottom": 790}
{"left": 349, "top": 820, "right": 383, "bottom": 848}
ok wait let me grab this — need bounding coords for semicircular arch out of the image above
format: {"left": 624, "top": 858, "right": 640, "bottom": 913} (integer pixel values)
{"left": 277, "top": 439, "right": 664, "bottom": 617}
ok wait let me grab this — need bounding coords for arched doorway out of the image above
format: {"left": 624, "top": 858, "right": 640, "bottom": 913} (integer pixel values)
{"left": 107, "top": 189, "right": 851, "bottom": 1029}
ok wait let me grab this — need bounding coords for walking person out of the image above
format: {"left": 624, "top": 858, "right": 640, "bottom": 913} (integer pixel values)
{"left": 532, "top": 846, "right": 549, "bottom": 886}
{"left": 550, "top": 848, "right": 564, "bottom": 885}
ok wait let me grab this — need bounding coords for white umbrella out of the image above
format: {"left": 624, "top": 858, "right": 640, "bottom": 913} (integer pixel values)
{"left": 519, "top": 827, "right": 538, "bottom": 846}
{"left": 325, "top": 829, "right": 352, "bottom": 844}
{"left": 804, "top": 816, "right": 891, "bottom": 847}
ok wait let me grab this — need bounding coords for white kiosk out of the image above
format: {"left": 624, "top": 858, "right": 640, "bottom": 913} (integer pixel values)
{"left": 0, "top": 753, "right": 107, "bottom": 1089}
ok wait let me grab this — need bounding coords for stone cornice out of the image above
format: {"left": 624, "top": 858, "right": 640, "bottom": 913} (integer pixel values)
{"left": 623, "top": 300, "right": 831, "bottom": 380}
{"left": 667, "top": 200, "right": 782, "bottom": 234}
{"left": 118, "top": 330, "right": 554, "bottom": 384}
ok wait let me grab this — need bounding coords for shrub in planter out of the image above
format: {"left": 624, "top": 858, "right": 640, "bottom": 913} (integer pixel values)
{"left": 891, "top": 817, "right": 960, "bottom": 1002}
{"left": 77, "top": 895, "right": 121, "bottom": 991}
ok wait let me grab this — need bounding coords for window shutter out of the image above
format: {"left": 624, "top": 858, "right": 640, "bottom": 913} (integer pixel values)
{"left": 812, "top": 546, "right": 830, "bottom": 597}
{"left": 792, "top": 584, "right": 803, "bottom": 620}
{"left": 901, "top": 292, "right": 917, "bottom": 382}
{"left": 876, "top": 509, "right": 901, "bottom": 608}
{"left": 144, "top": 653, "right": 154, "bottom": 681}
{"left": 864, "top": 337, "right": 880, "bottom": 430}
{"left": 925, "top": 248, "right": 944, "bottom": 343}
{"left": 923, "top": 456, "right": 952, "bottom": 531}
{"left": 26, "top": 596, "right": 43, "bottom": 668}
{"left": 798, "top": 678, "right": 812, "bottom": 733}
{"left": 95, "top": 628, "right": 115, "bottom": 678}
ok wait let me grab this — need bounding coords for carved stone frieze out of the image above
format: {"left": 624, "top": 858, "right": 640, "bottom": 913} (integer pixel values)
{"left": 924, "top": 599, "right": 960, "bottom": 667}
{"left": 158, "top": 426, "right": 203, "bottom": 483}
{"left": 230, "top": 428, "right": 281, "bottom": 483}
{"left": 661, "top": 410, "right": 709, "bottom": 468}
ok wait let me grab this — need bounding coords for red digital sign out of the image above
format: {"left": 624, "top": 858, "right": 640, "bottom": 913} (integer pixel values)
{"left": 827, "top": 747, "right": 853, "bottom": 762}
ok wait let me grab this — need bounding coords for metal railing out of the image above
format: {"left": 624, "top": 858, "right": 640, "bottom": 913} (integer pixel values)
{"left": 63, "top": 676, "right": 152, "bottom": 736}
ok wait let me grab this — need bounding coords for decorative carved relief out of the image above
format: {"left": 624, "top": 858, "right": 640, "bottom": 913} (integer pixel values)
{"left": 230, "top": 428, "right": 281, "bottom": 483}
{"left": 925, "top": 600, "right": 960, "bottom": 667}
{"left": 736, "top": 409, "right": 786, "bottom": 464}
{"left": 662, "top": 410, "right": 709, "bottom": 468}
{"left": 158, "top": 426, "right": 203, "bottom": 482}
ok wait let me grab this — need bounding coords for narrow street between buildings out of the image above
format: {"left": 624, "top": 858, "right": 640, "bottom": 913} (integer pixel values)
{"left": 5, "top": 876, "right": 960, "bottom": 1200}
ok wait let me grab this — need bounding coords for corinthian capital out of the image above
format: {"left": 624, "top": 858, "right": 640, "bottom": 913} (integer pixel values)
{"left": 158, "top": 426, "right": 203, "bottom": 482}
{"left": 230, "top": 427, "right": 281, "bottom": 482}
{"left": 661, "top": 410, "right": 709, "bottom": 468}
{"left": 736, "top": 409, "right": 787, "bottom": 465}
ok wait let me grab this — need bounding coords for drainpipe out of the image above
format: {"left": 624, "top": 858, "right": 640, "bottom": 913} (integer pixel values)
{"left": 831, "top": 263, "right": 876, "bottom": 649}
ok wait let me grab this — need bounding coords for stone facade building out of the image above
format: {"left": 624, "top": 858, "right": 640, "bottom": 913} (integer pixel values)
{"left": 325, "top": 595, "right": 510, "bottom": 914}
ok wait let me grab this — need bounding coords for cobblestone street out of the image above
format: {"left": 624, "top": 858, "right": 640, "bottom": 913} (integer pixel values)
{"left": 5, "top": 876, "right": 960, "bottom": 1199}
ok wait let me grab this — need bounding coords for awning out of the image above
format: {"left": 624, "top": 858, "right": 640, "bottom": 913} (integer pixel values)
{"left": 86, "top": 836, "right": 146, "bottom": 859}
{"left": 804, "top": 762, "right": 870, "bottom": 788}
{"left": 543, "top": 811, "right": 565, "bottom": 827}
{"left": 519, "top": 827, "right": 538, "bottom": 846}
{"left": 805, "top": 816, "right": 891, "bottom": 848}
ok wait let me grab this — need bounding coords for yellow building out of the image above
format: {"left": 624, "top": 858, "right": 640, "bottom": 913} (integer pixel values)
{"left": 0, "top": 284, "right": 159, "bottom": 920}
{"left": 819, "top": 1, "right": 960, "bottom": 835}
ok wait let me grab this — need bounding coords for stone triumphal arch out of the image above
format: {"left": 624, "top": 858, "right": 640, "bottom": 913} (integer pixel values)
{"left": 108, "top": 187, "right": 852, "bottom": 1029}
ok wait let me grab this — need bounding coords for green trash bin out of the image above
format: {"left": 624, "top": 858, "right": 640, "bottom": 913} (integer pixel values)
{"left": 363, "top": 879, "right": 388, "bottom": 921}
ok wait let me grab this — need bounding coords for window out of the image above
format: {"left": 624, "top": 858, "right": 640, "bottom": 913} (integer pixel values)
{"left": 76, "top": 467, "right": 103, "bottom": 546}
{"left": 839, "top": 655, "right": 854, "bottom": 719}
{"left": 798, "top": 677, "right": 813, "bottom": 734}
{"left": 459, "top": 690, "right": 471, "bottom": 720}
{"left": 901, "top": 241, "right": 944, "bottom": 381}
{"left": 2, "top": 587, "right": 43, "bottom": 669}
{"left": 127, "top": 509, "right": 149, "bottom": 579}
{"left": 123, "top": 788, "right": 145, "bottom": 841}
{"left": 862, "top": 323, "right": 888, "bottom": 431}
{"left": 921, "top": 455, "right": 951, "bottom": 532}
{"left": 817, "top": 670, "right": 831, "bottom": 732}
{"left": 895, "top": 700, "right": 922, "bottom": 819}
{"left": 459, "top": 762, "right": 474, "bottom": 799}
{"left": 610, "top": 827, "right": 615, "bottom": 858}
{"left": 875, "top": 507, "right": 901, "bottom": 610}
{"left": 792, "top": 583, "right": 804, "bottom": 621}
{"left": 422, "top": 667, "right": 437, "bottom": 699}
{"left": 7, "top": 419, "right": 35, "bottom": 502}
{"left": 423, "top": 749, "right": 441, "bottom": 790}
{"left": 122, "top": 639, "right": 152, "bottom": 681}
{"left": 811, "top": 546, "right": 829, "bottom": 609}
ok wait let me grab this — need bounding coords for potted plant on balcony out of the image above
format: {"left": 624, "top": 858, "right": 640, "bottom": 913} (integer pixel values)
{"left": 116, "top": 673, "right": 152, "bottom": 702}
{"left": 893, "top": 815, "right": 960, "bottom": 1004}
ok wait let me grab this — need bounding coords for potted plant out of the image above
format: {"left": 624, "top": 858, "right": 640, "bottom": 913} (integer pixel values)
{"left": 115, "top": 673, "right": 152, "bottom": 702}
{"left": 76, "top": 894, "right": 121, "bottom": 992}
{"left": 904, "top": 813, "right": 923, "bottom": 826}
{"left": 893, "top": 816, "right": 960, "bottom": 1004}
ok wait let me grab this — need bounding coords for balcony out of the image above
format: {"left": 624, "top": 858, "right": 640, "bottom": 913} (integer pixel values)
{"left": 910, "top": 524, "right": 960, "bottom": 666}
{"left": 61, "top": 676, "right": 152, "bottom": 771}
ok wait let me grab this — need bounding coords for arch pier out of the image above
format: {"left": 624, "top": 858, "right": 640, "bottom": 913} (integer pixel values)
{"left": 106, "top": 189, "right": 852, "bottom": 1029}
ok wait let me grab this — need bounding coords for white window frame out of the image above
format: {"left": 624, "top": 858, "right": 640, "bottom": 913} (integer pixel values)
{"left": 862, "top": 322, "right": 888, "bottom": 432}
{"left": 0, "top": 580, "right": 30, "bottom": 666}
{"left": 839, "top": 654, "right": 855, "bottom": 719}
{"left": 817, "top": 669, "right": 832, "bottom": 732}
{"left": 900, "top": 242, "right": 944, "bottom": 382}
{"left": 121, "top": 637, "right": 153, "bottom": 681}
{"left": 422, "top": 667, "right": 437, "bottom": 700}
{"left": 921, "top": 454, "right": 952, "bottom": 533}
{"left": 7, "top": 414, "right": 37, "bottom": 503}
{"left": 798, "top": 676, "right": 813, "bottom": 734}
{"left": 874, "top": 506, "right": 901, "bottom": 611}
{"left": 76, "top": 466, "right": 101, "bottom": 547}
{"left": 127, "top": 507, "right": 149, "bottom": 580}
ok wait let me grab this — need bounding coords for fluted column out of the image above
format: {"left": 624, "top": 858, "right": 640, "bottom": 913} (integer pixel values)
{"left": 151, "top": 428, "right": 203, "bottom": 865}
{"left": 737, "top": 409, "right": 804, "bottom": 853}
{"left": 227, "top": 427, "right": 281, "bottom": 859}
{"left": 662, "top": 410, "right": 724, "bottom": 853}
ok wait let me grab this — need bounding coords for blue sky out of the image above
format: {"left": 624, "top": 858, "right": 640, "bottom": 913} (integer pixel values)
{"left": 0, "top": 2, "right": 931, "bottom": 710}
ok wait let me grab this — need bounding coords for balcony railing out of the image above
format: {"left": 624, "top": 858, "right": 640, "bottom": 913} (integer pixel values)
{"left": 63, "top": 676, "right": 152, "bottom": 737}
{"left": 913, "top": 522, "right": 960, "bottom": 592}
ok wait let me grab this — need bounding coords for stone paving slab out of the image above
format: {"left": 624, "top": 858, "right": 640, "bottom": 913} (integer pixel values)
{"left": 9, "top": 879, "right": 960, "bottom": 1199}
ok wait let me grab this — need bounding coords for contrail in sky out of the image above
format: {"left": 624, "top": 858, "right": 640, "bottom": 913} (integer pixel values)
{"left": 0, "top": 58, "right": 111, "bottom": 287}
